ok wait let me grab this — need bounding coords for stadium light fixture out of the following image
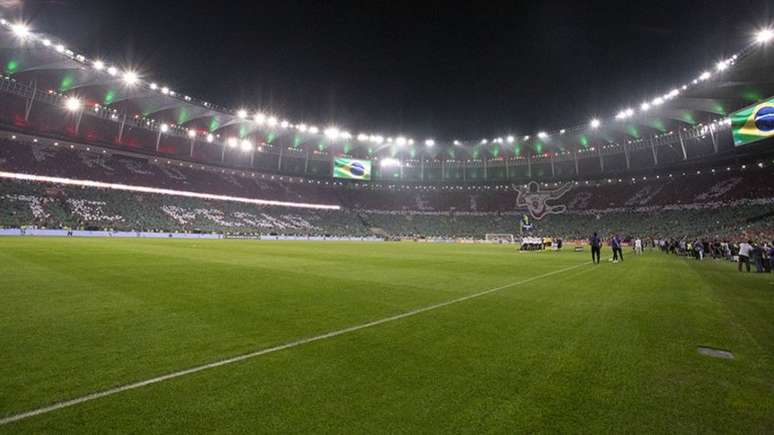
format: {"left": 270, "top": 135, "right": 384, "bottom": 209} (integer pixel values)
{"left": 187, "top": 129, "right": 196, "bottom": 138}
{"left": 254, "top": 113, "right": 266, "bottom": 124}
{"left": 160, "top": 123, "right": 169, "bottom": 133}
{"left": 91, "top": 60, "right": 104, "bottom": 71}
{"left": 149, "top": 82, "right": 158, "bottom": 90}
{"left": 699, "top": 71, "right": 711, "bottom": 81}
{"left": 590, "top": 118, "right": 601, "bottom": 129}
{"left": 716, "top": 60, "right": 729, "bottom": 71}
{"left": 755, "top": 28, "right": 774, "bottom": 44}
{"left": 559, "top": 129, "right": 566, "bottom": 135}
{"left": 297, "top": 123, "right": 308, "bottom": 132}
{"left": 240, "top": 139, "right": 252, "bottom": 151}
{"left": 324, "top": 127, "right": 340, "bottom": 139}
{"left": 357, "top": 133, "right": 369, "bottom": 142}
{"left": 227, "top": 137, "right": 238, "bottom": 148}
{"left": 381, "top": 157, "right": 400, "bottom": 167}
{"left": 480, "top": 139, "right": 488, "bottom": 144}
{"left": 206, "top": 134, "right": 214, "bottom": 143}
{"left": 10, "top": 22, "right": 31, "bottom": 39}
{"left": 236, "top": 109, "right": 248, "bottom": 119}
{"left": 64, "top": 96, "right": 82, "bottom": 112}
{"left": 309, "top": 126, "right": 319, "bottom": 134}
{"left": 122, "top": 71, "right": 139, "bottom": 86}
{"left": 42, "top": 38, "right": 51, "bottom": 46}
{"left": 640, "top": 102, "right": 651, "bottom": 111}
{"left": 523, "top": 135, "right": 530, "bottom": 141}
{"left": 161, "top": 86, "right": 170, "bottom": 95}
{"left": 425, "top": 139, "right": 435, "bottom": 147}
{"left": 453, "top": 140, "right": 462, "bottom": 146}
{"left": 506, "top": 136, "right": 515, "bottom": 143}
{"left": 537, "top": 131, "right": 548, "bottom": 139}
{"left": 395, "top": 136, "right": 408, "bottom": 146}
{"left": 107, "top": 66, "right": 118, "bottom": 76}
{"left": 280, "top": 120, "right": 290, "bottom": 129}
{"left": 266, "top": 116, "right": 278, "bottom": 127}
{"left": 652, "top": 96, "right": 664, "bottom": 106}
{"left": 55, "top": 44, "right": 65, "bottom": 53}
{"left": 341, "top": 131, "right": 352, "bottom": 140}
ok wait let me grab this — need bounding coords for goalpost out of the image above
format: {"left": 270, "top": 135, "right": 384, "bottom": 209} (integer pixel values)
{"left": 485, "top": 233, "right": 515, "bottom": 244}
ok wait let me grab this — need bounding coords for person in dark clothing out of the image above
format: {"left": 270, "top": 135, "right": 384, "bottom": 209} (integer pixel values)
{"left": 589, "top": 232, "right": 601, "bottom": 264}
{"left": 611, "top": 235, "right": 623, "bottom": 263}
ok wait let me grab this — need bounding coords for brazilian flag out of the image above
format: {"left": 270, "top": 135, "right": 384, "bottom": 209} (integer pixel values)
{"left": 333, "top": 157, "right": 372, "bottom": 180}
{"left": 731, "top": 97, "right": 774, "bottom": 146}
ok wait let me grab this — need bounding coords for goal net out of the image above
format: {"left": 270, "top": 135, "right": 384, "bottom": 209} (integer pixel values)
{"left": 485, "top": 233, "right": 515, "bottom": 244}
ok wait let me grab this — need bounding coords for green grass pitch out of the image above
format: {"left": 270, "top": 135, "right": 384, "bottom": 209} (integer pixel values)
{"left": 0, "top": 238, "right": 772, "bottom": 433}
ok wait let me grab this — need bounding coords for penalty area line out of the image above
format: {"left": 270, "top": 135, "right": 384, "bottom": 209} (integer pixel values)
{"left": 0, "top": 261, "right": 589, "bottom": 426}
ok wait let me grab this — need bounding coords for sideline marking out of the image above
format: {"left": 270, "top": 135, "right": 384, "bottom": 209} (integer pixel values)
{"left": 0, "top": 262, "right": 589, "bottom": 426}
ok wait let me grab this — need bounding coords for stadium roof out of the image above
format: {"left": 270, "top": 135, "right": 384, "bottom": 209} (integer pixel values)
{"left": 0, "top": 16, "right": 773, "bottom": 158}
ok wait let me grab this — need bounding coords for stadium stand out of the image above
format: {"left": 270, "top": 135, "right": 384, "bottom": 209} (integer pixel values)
{"left": 1, "top": 136, "right": 772, "bottom": 242}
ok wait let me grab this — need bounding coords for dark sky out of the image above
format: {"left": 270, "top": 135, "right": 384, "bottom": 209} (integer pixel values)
{"left": 13, "top": 0, "right": 774, "bottom": 141}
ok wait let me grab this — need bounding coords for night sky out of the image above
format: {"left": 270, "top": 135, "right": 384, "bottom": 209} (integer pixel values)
{"left": 12, "top": 0, "right": 774, "bottom": 141}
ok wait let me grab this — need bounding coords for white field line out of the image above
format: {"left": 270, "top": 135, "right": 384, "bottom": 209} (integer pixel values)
{"left": 0, "top": 261, "right": 588, "bottom": 426}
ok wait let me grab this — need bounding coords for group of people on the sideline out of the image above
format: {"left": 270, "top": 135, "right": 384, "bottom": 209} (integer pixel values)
{"left": 591, "top": 236, "right": 774, "bottom": 273}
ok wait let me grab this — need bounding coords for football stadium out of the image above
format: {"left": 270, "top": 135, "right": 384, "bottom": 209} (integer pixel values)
{"left": 1, "top": 2, "right": 773, "bottom": 433}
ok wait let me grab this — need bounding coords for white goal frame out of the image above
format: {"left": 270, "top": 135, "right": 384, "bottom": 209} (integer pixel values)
{"left": 485, "top": 233, "right": 515, "bottom": 244}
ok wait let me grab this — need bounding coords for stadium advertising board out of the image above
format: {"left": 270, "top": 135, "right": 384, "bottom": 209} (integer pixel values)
{"left": 333, "top": 158, "right": 372, "bottom": 180}
{"left": 731, "top": 97, "right": 774, "bottom": 146}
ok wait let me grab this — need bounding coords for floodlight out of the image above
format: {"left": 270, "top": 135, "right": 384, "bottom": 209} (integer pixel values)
{"left": 453, "top": 140, "right": 461, "bottom": 145}
{"left": 425, "top": 139, "right": 435, "bottom": 147}
{"left": 506, "top": 136, "right": 515, "bottom": 143}
{"left": 716, "top": 60, "right": 729, "bottom": 71}
{"left": 266, "top": 116, "right": 278, "bottom": 127}
{"left": 227, "top": 137, "right": 238, "bottom": 148}
{"left": 187, "top": 129, "right": 196, "bottom": 138}
{"left": 64, "top": 97, "right": 82, "bottom": 112}
{"left": 160, "top": 123, "right": 169, "bottom": 133}
{"left": 640, "top": 102, "right": 651, "bottom": 111}
{"left": 254, "top": 113, "right": 266, "bottom": 124}
{"left": 699, "top": 71, "right": 711, "bottom": 81}
{"left": 756, "top": 28, "right": 774, "bottom": 43}
{"left": 122, "top": 71, "right": 139, "bottom": 86}
{"left": 357, "top": 133, "right": 369, "bottom": 142}
{"left": 11, "top": 23, "right": 30, "bottom": 39}
{"left": 308, "top": 126, "right": 319, "bottom": 134}
{"left": 107, "top": 66, "right": 118, "bottom": 76}
{"left": 55, "top": 44, "right": 65, "bottom": 53}
{"left": 324, "top": 127, "right": 340, "bottom": 139}
{"left": 590, "top": 118, "right": 601, "bottom": 129}
{"left": 240, "top": 139, "right": 252, "bottom": 151}
{"left": 42, "top": 38, "right": 51, "bottom": 46}
{"left": 236, "top": 109, "right": 248, "bottom": 119}
{"left": 161, "top": 87, "right": 170, "bottom": 95}
{"left": 537, "top": 131, "right": 548, "bottom": 139}
{"left": 297, "top": 123, "right": 308, "bottom": 132}
{"left": 652, "top": 97, "right": 664, "bottom": 105}
{"left": 395, "top": 136, "right": 407, "bottom": 146}
{"left": 381, "top": 158, "right": 400, "bottom": 167}
{"left": 280, "top": 120, "right": 290, "bottom": 128}
{"left": 206, "top": 134, "right": 214, "bottom": 143}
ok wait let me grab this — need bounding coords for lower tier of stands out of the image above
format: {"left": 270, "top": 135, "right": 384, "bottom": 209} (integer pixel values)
{"left": 2, "top": 180, "right": 772, "bottom": 243}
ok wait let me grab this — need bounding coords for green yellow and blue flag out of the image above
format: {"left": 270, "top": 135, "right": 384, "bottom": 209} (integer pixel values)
{"left": 731, "top": 97, "right": 774, "bottom": 146}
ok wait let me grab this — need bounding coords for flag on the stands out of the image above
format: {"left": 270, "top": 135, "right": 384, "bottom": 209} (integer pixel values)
{"left": 731, "top": 97, "right": 774, "bottom": 146}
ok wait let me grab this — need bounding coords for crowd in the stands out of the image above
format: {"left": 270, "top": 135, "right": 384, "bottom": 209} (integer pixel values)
{"left": 0, "top": 137, "right": 772, "bottom": 244}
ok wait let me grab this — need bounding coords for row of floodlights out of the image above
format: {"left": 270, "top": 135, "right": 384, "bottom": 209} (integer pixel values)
{"left": 11, "top": 18, "right": 771, "bottom": 148}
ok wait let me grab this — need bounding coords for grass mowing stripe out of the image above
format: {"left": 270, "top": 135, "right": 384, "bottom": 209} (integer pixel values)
{"left": 0, "top": 261, "right": 588, "bottom": 426}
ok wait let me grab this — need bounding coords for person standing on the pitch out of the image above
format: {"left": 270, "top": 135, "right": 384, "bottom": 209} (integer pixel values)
{"left": 590, "top": 232, "right": 601, "bottom": 264}
{"left": 612, "top": 235, "right": 623, "bottom": 263}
